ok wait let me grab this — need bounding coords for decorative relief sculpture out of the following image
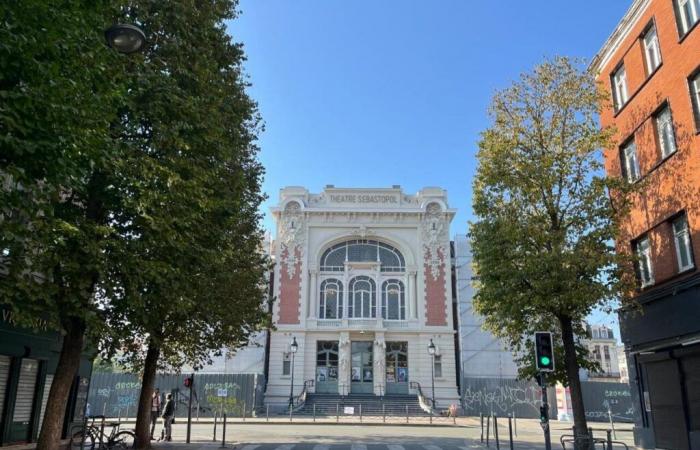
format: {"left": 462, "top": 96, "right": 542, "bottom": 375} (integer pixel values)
{"left": 279, "top": 201, "right": 306, "bottom": 278}
{"left": 373, "top": 338, "right": 386, "bottom": 392}
{"left": 422, "top": 202, "right": 448, "bottom": 280}
{"left": 338, "top": 336, "right": 351, "bottom": 389}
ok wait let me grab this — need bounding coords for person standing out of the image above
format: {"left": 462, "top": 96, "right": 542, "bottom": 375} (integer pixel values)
{"left": 160, "top": 393, "right": 175, "bottom": 442}
{"left": 150, "top": 388, "right": 161, "bottom": 439}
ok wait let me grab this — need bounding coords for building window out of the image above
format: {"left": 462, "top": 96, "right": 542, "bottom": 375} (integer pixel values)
{"left": 673, "top": 215, "right": 694, "bottom": 272}
{"left": 349, "top": 276, "right": 376, "bottom": 318}
{"left": 676, "top": 0, "right": 700, "bottom": 35}
{"left": 320, "top": 240, "right": 405, "bottom": 272}
{"left": 319, "top": 279, "right": 343, "bottom": 319}
{"left": 620, "top": 140, "right": 641, "bottom": 183}
{"left": 381, "top": 279, "right": 406, "bottom": 320}
{"left": 689, "top": 71, "right": 700, "bottom": 130}
{"left": 655, "top": 105, "right": 677, "bottom": 158}
{"left": 612, "top": 65, "right": 629, "bottom": 110}
{"left": 643, "top": 25, "right": 662, "bottom": 74}
{"left": 433, "top": 355, "right": 442, "bottom": 378}
{"left": 316, "top": 341, "right": 339, "bottom": 382}
{"left": 635, "top": 236, "right": 654, "bottom": 287}
{"left": 282, "top": 352, "right": 291, "bottom": 376}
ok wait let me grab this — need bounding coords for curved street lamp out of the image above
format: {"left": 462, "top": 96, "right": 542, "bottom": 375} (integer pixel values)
{"left": 428, "top": 338, "right": 436, "bottom": 410}
{"left": 105, "top": 24, "right": 146, "bottom": 54}
{"left": 288, "top": 337, "right": 298, "bottom": 410}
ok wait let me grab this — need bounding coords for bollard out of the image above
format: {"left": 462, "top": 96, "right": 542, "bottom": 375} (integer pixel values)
{"left": 336, "top": 403, "right": 339, "bottom": 423}
{"left": 480, "top": 413, "right": 484, "bottom": 443}
{"left": 213, "top": 412, "right": 218, "bottom": 442}
{"left": 266, "top": 405, "right": 269, "bottom": 422}
{"left": 406, "top": 405, "right": 409, "bottom": 424}
{"left": 608, "top": 408, "right": 617, "bottom": 440}
{"left": 313, "top": 404, "right": 316, "bottom": 422}
{"left": 494, "top": 415, "right": 500, "bottom": 450}
{"left": 606, "top": 430, "right": 613, "bottom": 450}
{"left": 220, "top": 413, "right": 227, "bottom": 448}
{"left": 360, "top": 404, "right": 363, "bottom": 423}
{"left": 508, "top": 416, "right": 514, "bottom": 450}
{"left": 486, "top": 414, "right": 491, "bottom": 448}
{"left": 383, "top": 404, "right": 386, "bottom": 423}
{"left": 243, "top": 402, "right": 246, "bottom": 422}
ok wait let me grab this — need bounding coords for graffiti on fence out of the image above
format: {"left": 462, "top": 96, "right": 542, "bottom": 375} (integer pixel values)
{"left": 461, "top": 377, "right": 557, "bottom": 419}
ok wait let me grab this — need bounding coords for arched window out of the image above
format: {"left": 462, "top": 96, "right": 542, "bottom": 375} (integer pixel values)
{"left": 319, "top": 279, "right": 342, "bottom": 319}
{"left": 349, "top": 276, "right": 376, "bottom": 318}
{"left": 382, "top": 280, "right": 405, "bottom": 320}
{"left": 320, "top": 240, "right": 405, "bottom": 272}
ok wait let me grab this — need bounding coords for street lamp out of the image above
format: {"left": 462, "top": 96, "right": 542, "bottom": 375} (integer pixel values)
{"left": 428, "top": 338, "right": 436, "bottom": 410}
{"left": 288, "top": 336, "right": 298, "bottom": 410}
{"left": 105, "top": 24, "right": 146, "bottom": 54}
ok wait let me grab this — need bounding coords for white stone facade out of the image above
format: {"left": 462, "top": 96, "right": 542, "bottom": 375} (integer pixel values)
{"left": 264, "top": 186, "right": 460, "bottom": 407}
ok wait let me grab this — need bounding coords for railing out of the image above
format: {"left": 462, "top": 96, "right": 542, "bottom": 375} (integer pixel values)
{"left": 409, "top": 381, "right": 435, "bottom": 415}
{"left": 317, "top": 320, "right": 342, "bottom": 328}
{"left": 314, "top": 318, "right": 415, "bottom": 330}
{"left": 291, "top": 379, "right": 314, "bottom": 411}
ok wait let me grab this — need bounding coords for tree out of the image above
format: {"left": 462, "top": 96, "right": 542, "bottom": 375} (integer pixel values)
{"left": 469, "top": 57, "right": 634, "bottom": 448}
{"left": 99, "top": 1, "right": 269, "bottom": 448}
{"left": 0, "top": 3, "right": 129, "bottom": 450}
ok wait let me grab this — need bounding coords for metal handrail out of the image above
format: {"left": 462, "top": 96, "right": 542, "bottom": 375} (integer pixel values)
{"left": 560, "top": 433, "right": 629, "bottom": 450}
{"left": 291, "top": 379, "right": 314, "bottom": 410}
{"left": 409, "top": 381, "right": 435, "bottom": 415}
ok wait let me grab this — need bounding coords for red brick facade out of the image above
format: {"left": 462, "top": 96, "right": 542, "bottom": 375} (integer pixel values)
{"left": 424, "top": 247, "right": 447, "bottom": 326}
{"left": 597, "top": 0, "right": 700, "bottom": 289}
{"left": 277, "top": 246, "right": 301, "bottom": 324}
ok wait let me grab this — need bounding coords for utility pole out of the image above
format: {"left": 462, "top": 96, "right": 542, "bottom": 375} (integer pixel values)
{"left": 186, "top": 374, "right": 194, "bottom": 444}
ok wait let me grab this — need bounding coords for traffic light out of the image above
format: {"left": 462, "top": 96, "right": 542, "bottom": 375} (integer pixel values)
{"left": 184, "top": 377, "right": 192, "bottom": 388}
{"left": 535, "top": 331, "right": 555, "bottom": 372}
{"left": 539, "top": 404, "right": 549, "bottom": 423}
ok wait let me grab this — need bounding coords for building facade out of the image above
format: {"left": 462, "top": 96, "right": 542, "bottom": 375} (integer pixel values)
{"left": 583, "top": 325, "right": 622, "bottom": 383}
{"left": 592, "top": 1, "right": 700, "bottom": 448}
{"left": 452, "top": 235, "right": 518, "bottom": 380}
{"left": 264, "top": 186, "right": 460, "bottom": 408}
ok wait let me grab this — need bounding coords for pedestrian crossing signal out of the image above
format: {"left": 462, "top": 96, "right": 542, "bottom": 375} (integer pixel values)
{"left": 535, "top": 332, "right": 555, "bottom": 372}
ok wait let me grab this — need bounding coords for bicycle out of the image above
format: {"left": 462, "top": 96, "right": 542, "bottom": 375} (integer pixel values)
{"left": 70, "top": 415, "right": 135, "bottom": 450}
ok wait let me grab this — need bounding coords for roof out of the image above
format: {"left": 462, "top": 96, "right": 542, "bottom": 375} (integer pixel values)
{"left": 590, "top": 0, "right": 651, "bottom": 74}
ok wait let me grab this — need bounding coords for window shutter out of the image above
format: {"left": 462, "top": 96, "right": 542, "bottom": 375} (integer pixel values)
{"left": 0, "top": 356, "right": 10, "bottom": 419}
{"left": 12, "top": 359, "right": 39, "bottom": 422}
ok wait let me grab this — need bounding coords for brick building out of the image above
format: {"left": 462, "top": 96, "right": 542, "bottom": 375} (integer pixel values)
{"left": 592, "top": 0, "right": 700, "bottom": 448}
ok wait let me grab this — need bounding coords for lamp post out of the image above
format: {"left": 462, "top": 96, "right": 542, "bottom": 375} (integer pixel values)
{"left": 428, "top": 338, "right": 436, "bottom": 410}
{"left": 288, "top": 337, "right": 298, "bottom": 410}
{"left": 105, "top": 24, "right": 146, "bottom": 54}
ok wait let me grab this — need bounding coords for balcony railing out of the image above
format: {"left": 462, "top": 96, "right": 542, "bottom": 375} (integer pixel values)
{"left": 313, "top": 318, "right": 417, "bottom": 330}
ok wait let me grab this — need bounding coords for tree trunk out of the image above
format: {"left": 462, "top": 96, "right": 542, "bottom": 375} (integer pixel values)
{"left": 135, "top": 342, "right": 160, "bottom": 449}
{"left": 559, "top": 315, "right": 590, "bottom": 450}
{"left": 36, "top": 318, "right": 86, "bottom": 450}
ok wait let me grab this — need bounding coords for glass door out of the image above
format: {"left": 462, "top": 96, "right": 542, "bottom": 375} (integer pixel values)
{"left": 385, "top": 342, "right": 408, "bottom": 395}
{"left": 350, "top": 342, "right": 373, "bottom": 394}
{"left": 316, "top": 341, "right": 339, "bottom": 394}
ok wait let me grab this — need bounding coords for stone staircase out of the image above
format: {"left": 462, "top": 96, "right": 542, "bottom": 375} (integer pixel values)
{"left": 296, "top": 393, "right": 432, "bottom": 417}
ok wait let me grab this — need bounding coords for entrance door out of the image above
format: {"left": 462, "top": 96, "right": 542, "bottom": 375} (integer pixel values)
{"left": 385, "top": 342, "right": 408, "bottom": 395}
{"left": 351, "top": 342, "right": 373, "bottom": 394}
{"left": 646, "top": 358, "right": 689, "bottom": 450}
{"left": 316, "top": 341, "right": 339, "bottom": 394}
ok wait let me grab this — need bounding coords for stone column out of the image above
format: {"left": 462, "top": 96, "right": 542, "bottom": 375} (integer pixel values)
{"left": 373, "top": 334, "right": 386, "bottom": 396}
{"left": 408, "top": 270, "right": 418, "bottom": 320}
{"left": 309, "top": 268, "right": 318, "bottom": 319}
{"left": 338, "top": 332, "right": 351, "bottom": 396}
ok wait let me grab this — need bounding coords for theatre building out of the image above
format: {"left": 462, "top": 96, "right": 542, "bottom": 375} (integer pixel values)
{"left": 264, "top": 186, "right": 460, "bottom": 409}
{"left": 592, "top": 0, "right": 700, "bottom": 448}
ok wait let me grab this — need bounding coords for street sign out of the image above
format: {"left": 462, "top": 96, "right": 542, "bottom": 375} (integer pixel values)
{"left": 343, "top": 406, "right": 355, "bottom": 415}
{"left": 217, "top": 388, "right": 228, "bottom": 397}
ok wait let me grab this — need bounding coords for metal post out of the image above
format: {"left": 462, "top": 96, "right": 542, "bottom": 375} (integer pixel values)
{"left": 508, "top": 416, "right": 514, "bottom": 450}
{"left": 99, "top": 416, "right": 106, "bottom": 450}
{"left": 266, "top": 405, "right": 269, "bottom": 422}
{"left": 117, "top": 409, "right": 121, "bottom": 424}
{"left": 336, "top": 403, "right": 339, "bottom": 423}
{"left": 187, "top": 373, "right": 194, "bottom": 444}
{"left": 79, "top": 414, "right": 88, "bottom": 450}
{"left": 288, "top": 351, "right": 296, "bottom": 411}
{"left": 243, "top": 401, "right": 246, "bottom": 422}
{"left": 213, "top": 412, "right": 217, "bottom": 442}
{"left": 313, "top": 404, "right": 316, "bottom": 422}
{"left": 219, "top": 413, "right": 227, "bottom": 448}
{"left": 606, "top": 430, "right": 613, "bottom": 450}
{"left": 608, "top": 408, "right": 617, "bottom": 439}
{"left": 541, "top": 378, "right": 552, "bottom": 450}
{"left": 486, "top": 414, "right": 491, "bottom": 447}
{"left": 588, "top": 427, "right": 595, "bottom": 450}
{"left": 383, "top": 404, "right": 386, "bottom": 423}
{"left": 431, "top": 353, "right": 436, "bottom": 410}
{"left": 430, "top": 410, "right": 433, "bottom": 424}
{"left": 126, "top": 406, "right": 129, "bottom": 420}
{"left": 289, "top": 405, "right": 293, "bottom": 422}
{"left": 406, "top": 404, "right": 409, "bottom": 423}
{"left": 513, "top": 412, "right": 517, "bottom": 436}
{"left": 480, "top": 413, "right": 484, "bottom": 443}
{"left": 360, "top": 404, "right": 363, "bottom": 423}
{"left": 102, "top": 403, "right": 107, "bottom": 417}
{"left": 494, "top": 415, "right": 500, "bottom": 450}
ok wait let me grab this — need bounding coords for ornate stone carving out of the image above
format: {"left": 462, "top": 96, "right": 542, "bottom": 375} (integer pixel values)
{"left": 373, "top": 338, "right": 386, "bottom": 392}
{"left": 422, "top": 202, "right": 448, "bottom": 280}
{"left": 279, "top": 201, "right": 306, "bottom": 278}
{"left": 350, "top": 224, "right": 376, "bottom": 239}
{"left": 338, "top": 336, "right": 351, "bottom": 391}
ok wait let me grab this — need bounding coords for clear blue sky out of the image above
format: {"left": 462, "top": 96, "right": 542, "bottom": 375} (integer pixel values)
{"left": 227, "top": 1, "right": 631, "bottom": 334}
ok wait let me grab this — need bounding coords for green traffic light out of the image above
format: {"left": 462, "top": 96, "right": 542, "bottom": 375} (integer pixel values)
{"left": 540, "top": 356, "right": 551, "bottom": 366}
